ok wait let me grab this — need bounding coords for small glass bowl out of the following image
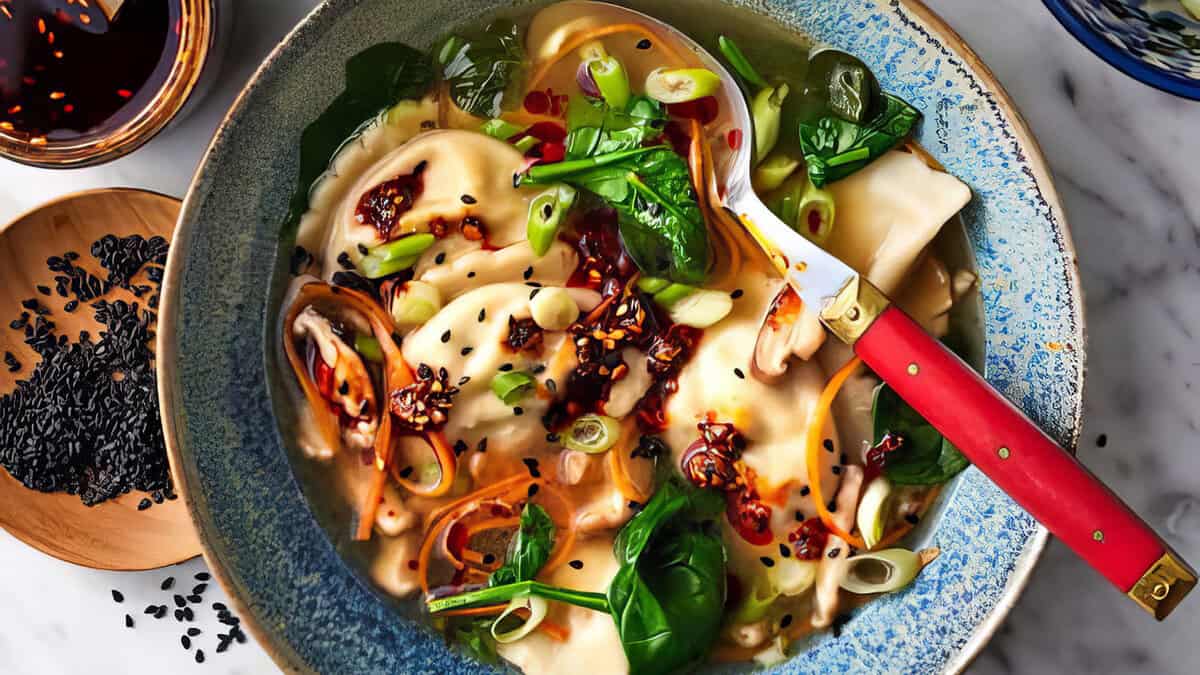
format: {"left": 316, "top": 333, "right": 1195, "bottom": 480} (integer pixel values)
{"left": 0, "top": 0, "right": 232, "bottom": 169}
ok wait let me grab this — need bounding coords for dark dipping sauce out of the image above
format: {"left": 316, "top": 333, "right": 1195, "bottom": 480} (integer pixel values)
{"left": 0, "top": 0, "right": 179, "bottom": 142}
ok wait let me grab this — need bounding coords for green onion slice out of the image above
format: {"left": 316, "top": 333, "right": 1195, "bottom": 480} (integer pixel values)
{"left": 492, "top": 371, "right": 537, "bottom": 406}
{"left": 562, "top": 415, "right": 621, "bottom": 454}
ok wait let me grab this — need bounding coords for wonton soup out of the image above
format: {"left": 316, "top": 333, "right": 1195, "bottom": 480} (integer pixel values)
{"left": 280, "top": 1, "right": 979, "bottom": 672}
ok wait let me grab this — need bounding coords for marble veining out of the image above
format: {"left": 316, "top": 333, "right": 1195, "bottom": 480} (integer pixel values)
{"left": 0, "top": 0, "right": 1197, "bottom": 673}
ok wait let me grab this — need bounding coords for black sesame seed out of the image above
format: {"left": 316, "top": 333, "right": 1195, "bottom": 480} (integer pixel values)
{"left": 779, "top": 543, "right": 791, "bottom": 558}
{"left": 1096, "top": 434, "right": 1108, "bottom": 448}
{"left": 188, "top": 595, "right": 202, "bottom": 604}
{"left": 193, "top": 583, "right": 208, "bottom": 594}
{"left": 338, "top": 380, "right": 349, "bottom": 395}
{"left": 530, "top": 288, "right": 540, "bottom": 300}
{"left": 188, "top": 627, "right": 202, "bottom": 637}
{"left": 453, "top": 440, "right": 468, "bottom": 456}
{"left": 417, "top": 363, "right": 434, "bottom": 379}
{"left": 840, "top": 452, "right": 849, "bottom": 465}
{"left": 137, "top": 498, "right": 152, "bottom": 511}
{"left": 522, "top": 457, "right": 541, "bottom": 478}
{"left": 628, "top": 500, "right": 643, "bottom": 511}
{"left": 513, "top": 406, "right": 524, "bottom": 416}
{"left": 336, "top": 252, "right": 355, "bottom": 270}
{"left": 124, "top": 614, "right": 134, "bottom": 628}
{"left": 828, "top": 499, "right": 838, "bottom": 513}
{"left": 904, "top": 513, "right": 920, "bottom": 525}
{"left": 173, "top": 595, "right": 185, "bottom": 608}
{"left": 477, "top": 308, "right": 486, "bottom": 322}
{"left": 399, "top": 466, "right": 414, "bottom": 479}
{"left": 181, "top": 635, "right": 191, "bottom": 649}
{"left": 759, "top": 556, "right": 776, "bottom": 568}
{"left": 435, "top": 252, "right": 447, "bottom": 265}
{"left": 460, "top": 346, "right": 473, "bottom": 356}
{"left": 527, "top": 483, "right": 539, "bottom": 497}
{"left": 440, "top": 330, "right": 451, "bottom": 343}
{"left": 831, "top": 465, "right": 842, "bottom": 475}
{"left": 780, "top": 613, "right": 794, "bottom": 628}
{"left": 174, "top": 609, "right": 185, "bottom": 621}
{"left": 523, "top": 266, "right": 534, "bottom": 280}
{"left": 499, "top": 363, "right": 514, "bottom": 372}
{"left": 37, "top": 285, "right": 51, "bottom": 296}
{"left": 112, "top": 589, "right": 124, "bottom": 603}
{"left": 477, "top": 437, "right": 488, "bottom": 453}
{"left": 64, "top": 300, "right": 79, "bottom": 313}
{"left": 794, "top": 510, "right": 805, "bottom": 522}
{"left": 461, "top": 194, "right": 477, "bottom": 205}
{"left": 212, "top": 602, "right": 227, "bottom": 611}
{"left": 733, "top": 367, "right": 745, "bottom": 379}
{"left": 545, "top": 378, "right": 557, "bottom": 393}
{"left": 532, "top": 364, "right": 546, "bottom": 375}
{"left": 546, "top": 432, "right": 560, "bottom": 443}
{"left": 636, "top": 38, "right": 652, "bottom": 49}
{"left": 414, "top": 160, "right": 428, "bottom": 175}
{"left": 458, "top": 375, "right": 471, "bottom": 386}
{"left": 799, "top": 485, "right": 811, "bottom": 497}
{"left": 195, "top": 649, "right": 205, "bottom": 664}
{"left": 513, "top": 173, "right": 522, "bottom": 188}
{"left": 730, "top": 289, "right": 744, "bottom": 299}
{"left": 569, "top": 560, "right": 585, "bottom": 570}
{"left": 357, "top": 243, "right": 370, "bottom": 256}
{"left": 828, "top": 548, "right": 842, "bottom": 558}
{"left": 823, "top": 438, "right": 835, "bottom": 452}
{"left": 525, "top": 281, "right": 542, "bottom": 288}
{"left": 483, "top": 553, "right": 496, "bottom": 565}
{"left": 467, "top": 271, "right": 477, "bottom": 279}
{"left": 144, "top": 605, "right": 158, "bottom": 615}
{"left": 155, "top": 606, "right": 168, "bottom": 619}
{"left": 183, "top": 607, "right": 194, "bottom": 621}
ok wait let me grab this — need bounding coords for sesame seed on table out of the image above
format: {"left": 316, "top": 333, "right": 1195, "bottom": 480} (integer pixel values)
{"left": 0, "top": 0, "right": 1197, "bottom": 674}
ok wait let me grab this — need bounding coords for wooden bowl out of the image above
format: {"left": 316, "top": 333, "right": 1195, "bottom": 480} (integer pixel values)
{"left": 0, "top": 188, "right": 200, "bottom": 570}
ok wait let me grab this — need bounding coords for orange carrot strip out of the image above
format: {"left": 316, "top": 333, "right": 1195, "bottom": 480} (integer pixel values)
{"left": 527, "top": 24, "right": 686, "bottom": 92}
{"left": 607, "top": 420, "right": 651, "bottom": 504}
{"left": 806, "top": 356, "right": 867, "bottom": 549}
{"left": 438, "top": 604, "right": 507, "bottom": 618}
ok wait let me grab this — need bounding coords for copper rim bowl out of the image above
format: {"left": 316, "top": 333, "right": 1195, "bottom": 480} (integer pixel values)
{"left": 0, "top": 0, "right": 230, "bottom": 169}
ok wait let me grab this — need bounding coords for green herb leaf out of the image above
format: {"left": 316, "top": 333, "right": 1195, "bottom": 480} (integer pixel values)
{"left": 798, "top": 93, "right": 921, "bottom": 187}
{"left": 443, "top": 616, "right": 499, "bottom": 665}
{"left": 526, "top": 146, "right": 710, "bottom": 284}
{"left": 872, "top": 384, "right": 969, "bottom": 485}
{"left": 284, "top": 43, "right": 434, "bottom": 231}
{"left": 607, "top": 478, "right": 726, "bottom": 674}
{"left": 435, "top": 20, "right": 525, "bottom": 118}
{"left": 490, "top": 504, "right": 556, "bottom": 587}
{"left": 564, "top": 95, "right": 668, "bottom": 160}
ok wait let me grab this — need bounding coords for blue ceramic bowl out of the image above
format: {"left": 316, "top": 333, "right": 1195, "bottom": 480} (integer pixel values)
{"left": 159, "top": 1, "right": 1086, "bottom": 673}
{"left": 1044, "top": 0, "right": 1200, "bottom": 100}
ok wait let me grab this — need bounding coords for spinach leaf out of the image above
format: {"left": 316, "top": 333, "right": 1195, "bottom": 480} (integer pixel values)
{"left": 489, "top": 503, "right": 555, "bottom": 587}
{"left": 872, "top": 384, "right": 969, "bottom": 485}
{"left": 525, "top": 146, "right": 710, "bottom": 284}
{"left": 427, "top": 478, "right": 727, "bottom": 674}
{"left": 284, "top": 43, "right": 434, "bottom": 231}
{"left": 564, "top": 95, "right": 668, "bottom": 159}
{"left": 435, "top": 20, "right": 525, "bottom": 119}
{"left": 607, "top": 478, "right": 726, "bottom": 674}
{"left": 798, "top": 93, "right": 921, "bottom": 187}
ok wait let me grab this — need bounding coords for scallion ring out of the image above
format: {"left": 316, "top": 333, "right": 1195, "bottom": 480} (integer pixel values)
{"left": 492, "top": 371, "right": 536, "bottom": 406}
{"left": 526, "top": 185, "right": 577, "bottom": 257}
{"left": 562, "top": 415, "right": 621, "bottom": 454}
{"left": 839, "top": 548, "right": 927, "bottom": 595}
{"left": 490, "top": 594, "right": 549, "bottom": 644}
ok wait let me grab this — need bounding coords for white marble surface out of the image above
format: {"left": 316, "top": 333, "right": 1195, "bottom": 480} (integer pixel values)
{"left": 1, "top": 0, "right": 1197, "bottom": 673}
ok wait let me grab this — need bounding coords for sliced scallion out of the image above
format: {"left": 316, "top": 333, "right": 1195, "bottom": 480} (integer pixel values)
{"left": 368, "top": 233, "right": 436, "bottom": 263}
{"left": 651, "top": 282, "right": 695, "bottom": 308}
{"left": 645, "top": 68, "right": 723, "bottom": 104}
{"left": 636, "top": 276, "right": 671, "bottom": 295}
{"left": 589, "top": 56, "right": 632, "bottom": 110}
{"left": 839, "top": 548, "right": 925, "bottom": 595}
{"left": 358, "top": 253, "right": 419, "bottom": 279}
{"left": 668, "top": 289, "right": 733, "bottom": 328}
{"left": 752, "top": 152, "right": 802, "bottom": 193}
{"left": 492, "top": 371, "right": 536, "bottom": 406}
{"left": 562, "top": 415, "right": 621, "bottom": 454}
{"left": 354, "top": 335, "right": 383, "bottom": 363}
{"left": 390, "top": 281, "right": 442, "bottom": 326}
{"left": 491, "top": 594, "right": 548, "bottom": 644}
{"left": 480, "top": 118, "right": 525, "bottom": 140}
{"left": 526, "top": 185, "right": 578, "bottom": 257}
{"left": 752, "top": 83, "right": 789, "bottom": 162}
{"left": 717, "top": 35, "right": 768, "bottom": 90}
{"left": 529, "top": 287, "right": 579, "bottom": 331}
{"left": 855, "top": 477, "right": 894, "bottom": 550}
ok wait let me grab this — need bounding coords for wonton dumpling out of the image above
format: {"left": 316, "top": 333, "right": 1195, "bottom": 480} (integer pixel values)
{"left": 826, "top": 150, "right": 971, "bottom": 295}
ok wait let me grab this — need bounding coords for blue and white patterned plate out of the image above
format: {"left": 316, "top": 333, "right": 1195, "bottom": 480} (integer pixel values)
{"left": 158, "top": 1, "right": 1086, "bottom": 672}
{"left": 1044, "top": 0, "right": 1200, "bottom": 99}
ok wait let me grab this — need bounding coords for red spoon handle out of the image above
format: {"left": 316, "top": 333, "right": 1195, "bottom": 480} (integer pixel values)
{"left": 854, "top": 305, "right": 1194, "bottom": 616}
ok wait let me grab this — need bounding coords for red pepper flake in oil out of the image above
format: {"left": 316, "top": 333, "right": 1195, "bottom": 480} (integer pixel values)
{"left": 523, "top": 90, "right": 550, "bottom": 115}
{"left": 355, "top": 172, "right": 424, "bottom": 240}
{"left": 726, "top": 128, "right": 743, "bottom": 151}
{"left": 116, "top": 88, "right": 132, "bottom": 99}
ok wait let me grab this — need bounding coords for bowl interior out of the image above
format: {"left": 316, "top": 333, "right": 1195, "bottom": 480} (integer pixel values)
{"left": 161, "top": 1, "right": 1086, "bottom": 673}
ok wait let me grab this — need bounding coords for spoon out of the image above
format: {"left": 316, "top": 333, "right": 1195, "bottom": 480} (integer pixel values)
{"left": 579, "top": 1, "right": 1195, "bottom": 619}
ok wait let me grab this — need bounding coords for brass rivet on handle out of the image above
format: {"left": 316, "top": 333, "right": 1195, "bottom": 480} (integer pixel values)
{"left": 1152, "top": 582, "right": 1172, "bottom": 601}
{"left": 997, "top": 447, "right": 1011, "bottom": 459}
{"left": 907, "top": 363, "right": 919, "bottom": 376}
{"left": 1093, "top": 530, "right": 1104, "bottom": 542}
{"left": 847, "top": 306, "right": 861, "bottom": 321}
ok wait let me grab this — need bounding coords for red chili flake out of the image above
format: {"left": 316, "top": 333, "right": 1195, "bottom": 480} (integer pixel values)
{"left": 662, "top": 120, "right": 692, "bottom": 157}
{"left": 406, "top": 559, "right": 419, "bottom": 571}
{"left": 460, "top": 216, "right": 486, "bottom": 241}
{"left": 864, "top": 431, "right": 903, "bottom": 482}
{"left": 788, "top": 518, "right": 830, "bottom": 560}
{"left": 726, "top": 128, "right": 743, "bottom": 151}
{"left": 727, "top": 489, "right": 773, "bottom": 545}
{"left": 808, "top": 208, "right": 824, "bottom": 234}
{"left": 116, "top": 89, "right": 133, "bottom": 99}
{"left": 63, "top": 104, "right": 74, "bottom": 113}
{"left": 506, "top": 315, "right": 544, "bottom": 353}
{"left": 523, "top": 90, "right": 550, "bottom": 115}
{"left": 389, "top": 363, "right": 458, "bottom": 432}
{"left": 37, "top": 18, "right": 47, "bottom": 34}
{"left": 667, "top": 96, "right": 720, "bottom": 125}
{"left": 355, "top": 173, "right": 424, "bottom": 239}
{"left": 538, "top": 141, "right": 565, "bottom": 164}
{"left": 519, "top": 121, "right": 566, "bottom": 143}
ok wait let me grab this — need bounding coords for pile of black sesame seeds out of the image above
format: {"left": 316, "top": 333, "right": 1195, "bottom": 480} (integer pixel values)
{"left": 112, "top": 571, "right": 249, "bottom": 663}
{"left": 0, "top": 234, "right": 175, "bottom": 507}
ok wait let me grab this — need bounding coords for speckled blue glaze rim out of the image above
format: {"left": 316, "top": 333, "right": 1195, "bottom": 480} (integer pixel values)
{"left": 158, "top": 1, "right": 1085, "bottom": 674}
{"left": 1043, "top": 0, "right": 1200, "bottom": 100}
